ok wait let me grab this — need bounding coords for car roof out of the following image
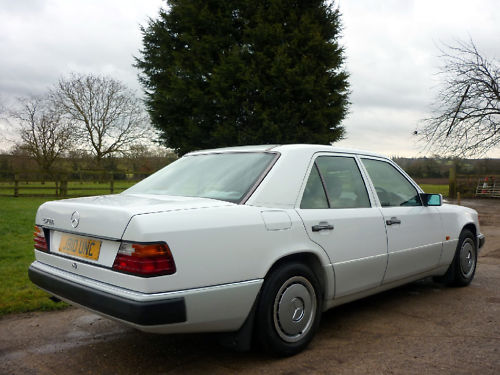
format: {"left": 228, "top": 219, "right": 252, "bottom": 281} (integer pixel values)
{"left": 187, "top": 145, "right": 279, "bottom": 154}
{"left": 186, "top": 144, "right": 386, "bottom": 159}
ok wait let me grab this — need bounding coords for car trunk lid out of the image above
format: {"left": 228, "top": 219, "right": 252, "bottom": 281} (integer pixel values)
{"left": 35, "top": 194, "right": 233, "bottom": 268}
{"left": 36, "top": 193, "right": 231, "bottom": 239}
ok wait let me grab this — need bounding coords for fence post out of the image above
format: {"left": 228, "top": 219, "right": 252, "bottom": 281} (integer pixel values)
{"left": 60, "top": 178, "right": 68, "bottom": 197}
{"left": 14, "top": 175, "right": 19, "bottom": 197}
{"left": 110, "top": 173, "right": 114, "bottom": 194}
{"left": 449, "top": 164, "right": 457, "bottom": 199}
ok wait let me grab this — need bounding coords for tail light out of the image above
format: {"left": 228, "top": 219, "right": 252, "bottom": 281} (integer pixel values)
{"left": 34, "top": 226, "right": 48, "bottom": 252}
{"left": 112, "top": 242, "right": 176, "bottom": 277}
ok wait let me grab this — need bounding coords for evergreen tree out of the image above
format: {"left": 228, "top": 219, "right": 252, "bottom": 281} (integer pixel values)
{"left": 136, "top": 0, "right": 349, "bottom": 155}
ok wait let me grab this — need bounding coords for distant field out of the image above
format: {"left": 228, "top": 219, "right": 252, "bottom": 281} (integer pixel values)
{"left": 0, "top": 196, "right": 68, "bottom": 315}
{"left": 419, "top": 184, "right": 449, "bottom": 197}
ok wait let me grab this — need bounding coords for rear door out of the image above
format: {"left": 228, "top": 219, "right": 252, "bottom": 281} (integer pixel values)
{"left": 296, "top": 154, "right": 388, "bottom": 297}
{"left": 360, "top": 157, "right": 443, "bottom": 283}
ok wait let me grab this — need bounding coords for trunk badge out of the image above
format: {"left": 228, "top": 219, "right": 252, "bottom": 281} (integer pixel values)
{"left": 72, "top": 263, "right": 78, "bottom": 269}
{"left": 42, "top": 218, "right": 55, "bottom": 226}
{"left": 71, "top": 211, "right": 80, "bottom": 228}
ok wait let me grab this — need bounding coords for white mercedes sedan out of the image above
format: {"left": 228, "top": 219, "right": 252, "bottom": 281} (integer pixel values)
{"left": 29, "top": 144, "right": 485, "bottom": 356}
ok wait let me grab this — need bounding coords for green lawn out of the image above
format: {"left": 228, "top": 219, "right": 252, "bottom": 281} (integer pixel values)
{"left": 419, "top": 184, "right": 449, "bottom": 197}
{"left": 0, "top": 196, "right": 71, "bottom": 315}
{"left": 0, "top": 184, "right": 138, "bottom": 316}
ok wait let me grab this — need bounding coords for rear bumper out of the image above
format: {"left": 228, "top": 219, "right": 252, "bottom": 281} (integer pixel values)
{"left": 28, "top": 261, "right": 262, "bottom": 333}
{"left": 28, "top": 265, "right": 186, "bottom": 325}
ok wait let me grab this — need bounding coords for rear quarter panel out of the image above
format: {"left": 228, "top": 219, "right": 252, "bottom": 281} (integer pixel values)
{"left": 122, "top": 205, "right": 332, "bottom": 293}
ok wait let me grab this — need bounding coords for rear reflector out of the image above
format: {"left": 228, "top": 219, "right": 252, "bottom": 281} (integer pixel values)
{"left": 112, "top": 242, "right": 176, "bottom": 277}
{"left": 34, "top": 226, "right": 48, "bottom": 252}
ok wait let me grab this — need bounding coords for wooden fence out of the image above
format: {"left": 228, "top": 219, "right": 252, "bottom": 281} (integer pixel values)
{"left": 0, "top": 171, "right": 149, "bottom": 198}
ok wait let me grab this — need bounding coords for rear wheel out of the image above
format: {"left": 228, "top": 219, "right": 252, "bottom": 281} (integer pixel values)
{"left": 255, "top": 262, "right": 322, "bottom": 356}
{"left": 438, "top": 229, "right": 477, "bottom": 287}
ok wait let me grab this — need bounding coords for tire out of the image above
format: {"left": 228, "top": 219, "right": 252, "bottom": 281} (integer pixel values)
{"left": 255, "top": 262, "right": 322, "bottom": 356}
{"left": 439, "top": 229, "right": 477, "bottom": 287}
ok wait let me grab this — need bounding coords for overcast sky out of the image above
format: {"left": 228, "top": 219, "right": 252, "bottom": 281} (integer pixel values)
{"left": 1, "top": 0, "right": 499, "bottom": 157}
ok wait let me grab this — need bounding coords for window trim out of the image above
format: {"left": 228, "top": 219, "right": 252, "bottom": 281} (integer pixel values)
{"left": 240, "top": 152, "right": 281, "bottom": 205}
{"left": 315, "top": 162, "right": 332, "bottom": 208}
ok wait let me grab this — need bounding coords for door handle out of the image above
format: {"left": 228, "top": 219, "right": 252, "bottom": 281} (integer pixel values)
{"left": 386, "top": 217, "right": 402, "bottom": 225}
{"left": 312, "top": 222, "right": 334, "bottom": 232}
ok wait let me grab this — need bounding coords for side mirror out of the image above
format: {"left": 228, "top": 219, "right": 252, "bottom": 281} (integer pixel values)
{"left": 420, "top": 193, "right": 442, "bottom": 207}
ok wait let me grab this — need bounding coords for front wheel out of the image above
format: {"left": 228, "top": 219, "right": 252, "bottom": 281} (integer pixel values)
{"left": 440, "top": 229, "right": 477, "bottom": 287}
{"left": 255, "top": 262, "right": 322, "bottom": 356}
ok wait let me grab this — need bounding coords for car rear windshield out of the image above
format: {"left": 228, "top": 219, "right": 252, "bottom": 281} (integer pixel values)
{"left": 123, "top": 152, "right": 277, "bottom": 203}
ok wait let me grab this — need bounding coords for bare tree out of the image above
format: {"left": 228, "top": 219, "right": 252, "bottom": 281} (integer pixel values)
{"left": 418, "top": 39, "right": 500, "bottom": 157}
{"left": 52, "top": 73, "right": 152, "bottom": 165}
{"left": 11, "top": 95, "right": 74, "bottom": 177}
{"left": 0, "top": 97, "right": 15, "bottom": 153}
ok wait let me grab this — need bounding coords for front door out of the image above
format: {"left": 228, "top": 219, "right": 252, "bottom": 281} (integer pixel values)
{"left": 360, "top": 158, "right": 443, "bottom": 283}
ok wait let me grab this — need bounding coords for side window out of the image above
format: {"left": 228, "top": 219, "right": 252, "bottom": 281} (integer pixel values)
{"left": 300, "top": 164, "right": 329, "bottom": 209}
{"left": 316, "top": 156, "right": 371, "bottom": 209}
{"left": 361, "top": 158, "right": 421, "bottom": 207}
{"left": 300, "top": 156, "right": 371, "bottom": 209}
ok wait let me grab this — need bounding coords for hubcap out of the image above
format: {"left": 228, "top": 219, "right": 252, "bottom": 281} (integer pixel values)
{"left": 459, "top": 238, "right": 476, "bottom": 279}
{"left": 273, "top": 276, "right": 317, "bottom": 343}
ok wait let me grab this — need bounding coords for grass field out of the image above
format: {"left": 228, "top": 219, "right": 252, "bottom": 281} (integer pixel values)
{"left": 0, "top": 196, "right": 69, "bottom": 316}
{"left": 0, "top": 183, "right": 139, "bottom": 316}
{"left": 419, "top": 184, "right": 449, "bottom": 197}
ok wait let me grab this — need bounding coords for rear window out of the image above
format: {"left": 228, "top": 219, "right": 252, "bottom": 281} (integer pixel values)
{"left": 124, "top": 152, "right": 276, "bottom": 203}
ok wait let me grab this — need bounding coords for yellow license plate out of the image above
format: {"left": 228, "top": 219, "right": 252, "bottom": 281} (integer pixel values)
{"left": 59, "top": 234, "right": 101, "bottom": 261}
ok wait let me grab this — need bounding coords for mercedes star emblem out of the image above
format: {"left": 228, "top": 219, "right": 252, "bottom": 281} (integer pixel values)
{"left": 70, "top": 211, "right": 80, "bottom": 228}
